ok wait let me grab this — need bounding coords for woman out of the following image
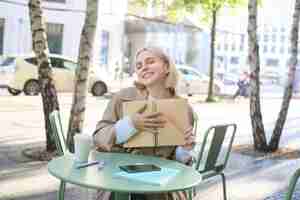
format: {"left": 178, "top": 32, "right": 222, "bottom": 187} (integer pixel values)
{"left": 93, "top": 46, "right": 196, "bottom": 200}
{"left": 232, "top": 71, "right": 250, "bottom": 99}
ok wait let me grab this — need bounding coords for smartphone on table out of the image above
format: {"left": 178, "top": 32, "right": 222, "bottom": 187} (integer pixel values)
{"left": 119, "top": 163, "right": 161, "bottom": 173}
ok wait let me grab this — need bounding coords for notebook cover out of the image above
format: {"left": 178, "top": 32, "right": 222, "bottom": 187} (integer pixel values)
{"left": 114, "top": 167, "right": 181, "bottom": 186}
{"left": 123, "top": 98, "right": 189, "bottom": 147}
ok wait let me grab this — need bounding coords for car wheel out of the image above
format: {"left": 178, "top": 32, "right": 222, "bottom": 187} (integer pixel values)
{"left": 24, "top": 79, "right": 40, "bottom": 96}
{"left": 7, "top": 87, "right": 22, "bottom": 96}
{"left": 91, "top": 81, "right": 107, "bottom": 96}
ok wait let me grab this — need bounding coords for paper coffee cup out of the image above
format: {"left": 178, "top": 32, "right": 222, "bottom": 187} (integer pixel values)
{"left": 74, "top": 134, "right": 92, "bottom": 163}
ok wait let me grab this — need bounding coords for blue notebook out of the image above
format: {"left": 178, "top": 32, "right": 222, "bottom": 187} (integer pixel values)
{"left": 114, "top": 167, "right": 181, "bottom": 186}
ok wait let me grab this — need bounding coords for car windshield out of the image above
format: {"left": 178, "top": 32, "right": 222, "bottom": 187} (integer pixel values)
{"left": 178, "top": 68, "right": 203, "bottom": 79}
{"left": 63, "top": 60, "right": 77, "bottom": 71}
{"left": 0, "top": 57, "right": 15, "bottom": 66}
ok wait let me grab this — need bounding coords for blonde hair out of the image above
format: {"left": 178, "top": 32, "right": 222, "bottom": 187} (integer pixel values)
{"left": 134, "top": 46, "right": 178, "bottom": 95}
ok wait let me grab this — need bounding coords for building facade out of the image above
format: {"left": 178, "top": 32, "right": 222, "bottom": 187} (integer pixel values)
{"left": 0, "top": 0, "right": 127, "bottom": 72}
{"left": 215, "top": 25, "right": 291, "bottom": 75}
{"left": 214, "top": 0, "right": 295, "bottom": 75}
{"left": 125, "top": 14, "right": 209, "bottom": 74}
{"left": 125, "top": 1, "right": 211, "bottom": 75}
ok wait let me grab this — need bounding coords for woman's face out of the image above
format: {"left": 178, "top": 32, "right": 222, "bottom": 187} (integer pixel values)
{"left": 135, "top": 50, "right": 169, "bottom": 87}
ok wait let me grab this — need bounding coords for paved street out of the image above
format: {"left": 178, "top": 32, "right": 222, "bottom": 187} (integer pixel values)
{"left": 1, "top": 88, "right": 300, "bottom": 200}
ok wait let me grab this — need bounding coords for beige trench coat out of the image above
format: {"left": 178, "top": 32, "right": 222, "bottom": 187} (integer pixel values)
{"left": 93, "top": 87, "right": 195, "bottom": 200}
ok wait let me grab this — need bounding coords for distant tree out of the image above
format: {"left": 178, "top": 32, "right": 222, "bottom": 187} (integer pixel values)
{"left": 185, "top": 0, "right": 245, "bottom": 102}
{"left": 131, "top": 0, "right": 245, "bottom": 102}
{"left": 28, "top": 0, "right": 59, "bottom": 152}
{"left": 66, "top": 0, "right": 99, "bottom": 152}
{"left": 248, "top": 0, "right": 299, "bottom": 152}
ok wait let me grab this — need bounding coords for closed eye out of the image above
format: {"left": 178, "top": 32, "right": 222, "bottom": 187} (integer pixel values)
{"left": 136, "top": 62, "right": 142, "bottom": 70}
{"left": 145, "top": 58, "right": 155, "bottom": 65}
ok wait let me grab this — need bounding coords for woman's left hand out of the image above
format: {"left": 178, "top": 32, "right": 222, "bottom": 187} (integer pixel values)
{"left": 182, "top": 126, "right": 196, "bottom": 151}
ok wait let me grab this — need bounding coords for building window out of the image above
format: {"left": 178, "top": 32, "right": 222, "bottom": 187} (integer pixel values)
{"left": 281, "top": 35, "right": 285, "bottom": 43}
{"left": 263, "top": 45, "right": 268, "bottom": 53}
{"left": 0, "top": 18, "right": 4, "bottom": 55}
{"left": 217, "top": 43, "right": 221, "bottom": 50}
{"left": 280, "top": 46, "right": 285, "bottom": 54}
{"left": 102, "top": 0, "right": 113, "bottom": 14}
{"left": 239, "top": 44, "right": 244, "bottom": 51}
{"left": 272, "top": 34, "right": 276, "bottom": 42}
{"left": 288, "top": 46, "right": 292, "bottom": 54}
{"left": 230, "top": 56, "right": 239, "bottom": 65}
{"left": 46, "top": 23, "right": 63, "bottom": 54}
{"left": 240, "top": 34, "right": 245, "bottom": 44}
{"left": 231, "top": 43, "right": 236, "bottom": 51}
{"left": 99, "top": 31, "right": 110, "bottom": 65}
{"left": 264, "top": 34, "right": 269, "bottom": 42}
{"left": 224, "top": 43, "right": 228, "bottom": 51}
{"left": 271, "top": 46, "right": 276, "bottom": 53}
{"left": 266, "top": 58, "right": 279, "bottom": 66}
{"left": 44, "top": 0, "right": 66, "bottom": 3}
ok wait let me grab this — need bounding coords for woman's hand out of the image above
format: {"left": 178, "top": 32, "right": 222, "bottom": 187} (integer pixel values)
{"left": 182, "top": 126, "right": 196, "bottom": 150}
{"left": 131, "top": 112, "right": 166, "bottom": 133}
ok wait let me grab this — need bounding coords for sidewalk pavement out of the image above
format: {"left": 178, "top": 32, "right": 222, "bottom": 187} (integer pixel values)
{"left": 1, "top": 94, "right": 300, "bottom": 200}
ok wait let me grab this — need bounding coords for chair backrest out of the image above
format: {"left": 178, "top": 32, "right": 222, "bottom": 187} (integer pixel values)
{"left": 195, "top": 124, "right": 237, "bottom": 174}
{"left": 49, "top": 110, "right": 68, "bottom": 156}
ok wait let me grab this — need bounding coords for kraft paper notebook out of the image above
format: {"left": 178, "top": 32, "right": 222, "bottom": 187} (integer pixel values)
{"left": 122, "top": 98, "right": 190, "bottom": 148}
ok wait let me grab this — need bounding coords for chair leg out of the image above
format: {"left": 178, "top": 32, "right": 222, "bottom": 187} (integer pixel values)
{"left": 57, "top": 181, "right": 66, "bottom": 200}
{"left": 286, "top": 168, "right": 300, "bottom": 200}
{"left": 220, "top": 173, "right": 227, "bottom": 200}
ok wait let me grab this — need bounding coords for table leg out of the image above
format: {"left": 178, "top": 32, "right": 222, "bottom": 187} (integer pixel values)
{"left": 188, "top": 189, "right": 193, "bottom": 200}
{"left": 57, "top": 181, "right": 66, "bottom": 200}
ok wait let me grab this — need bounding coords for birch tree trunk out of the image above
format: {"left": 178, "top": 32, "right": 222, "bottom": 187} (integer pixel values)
{"left": 247, "top": 0, "right": 268, "bottom": 151}
{"left": 206, "top": 9, "right": 217, "bottom": 102}
{"left": 66, "top": 0, "right": 98, "bottom": 152}
{"left": 28, "top": 0, "right": 59, "bottom": 152}
{"left": 269, "top": 0, "right": 300, "bottom": 151}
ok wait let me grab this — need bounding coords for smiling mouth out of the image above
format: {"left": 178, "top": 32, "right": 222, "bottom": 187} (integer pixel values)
{"left": 142, "top": 72, "right": 153, "bottom": 79}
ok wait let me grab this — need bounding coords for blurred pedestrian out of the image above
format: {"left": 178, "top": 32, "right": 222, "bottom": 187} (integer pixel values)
{"left": 233, "top": 71, "right": 250, "bottom": 99}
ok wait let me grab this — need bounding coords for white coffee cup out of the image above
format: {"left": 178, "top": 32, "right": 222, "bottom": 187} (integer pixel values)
{"left": 74, "top": 133, "right": 93, "bottom": 163}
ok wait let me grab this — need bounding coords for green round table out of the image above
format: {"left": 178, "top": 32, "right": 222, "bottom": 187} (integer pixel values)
{"left": 48, "top": 152, "right": 202, "bottom": 200}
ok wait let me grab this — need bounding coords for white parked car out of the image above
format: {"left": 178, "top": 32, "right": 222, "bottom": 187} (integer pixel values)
{"left": 7, "top": 54, "right": 108, "bottom": 96}
{"left": 0, "top": 56, "right": 16, "bottom": 89}
{"left": 176, "top": 65, "right": 223, "bottom": 95}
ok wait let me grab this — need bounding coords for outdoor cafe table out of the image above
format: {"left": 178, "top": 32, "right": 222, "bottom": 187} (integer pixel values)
{"left": 48, "top": 152, "right": 202, "bottom": 200}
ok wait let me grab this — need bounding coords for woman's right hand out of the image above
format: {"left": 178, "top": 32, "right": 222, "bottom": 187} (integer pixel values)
{"left": 131, "top": 112, "right": 166, "bottom": 133}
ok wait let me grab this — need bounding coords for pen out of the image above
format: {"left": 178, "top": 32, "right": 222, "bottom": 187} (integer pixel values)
{"left": 76, "top": 161, "right": 99, "bottom": 169}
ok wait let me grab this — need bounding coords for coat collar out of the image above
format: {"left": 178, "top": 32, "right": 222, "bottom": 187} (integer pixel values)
{"left": 118, "top": 87, "right": 148, "bottom": 101}
{"left": 117, "top": 87, "right": 180, "bottom": 101}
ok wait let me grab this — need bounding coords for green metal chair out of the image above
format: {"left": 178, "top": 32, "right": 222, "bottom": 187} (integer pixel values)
{"left": 194, "top": 124, "right": 237, "bottom": 200}
{"left": 49, "top": 110, "right": 68, "bottom": 200}
{"left": 285, "top": 168, "right": 300, "bottom": 200}
{"left": 49, "top": 110, "right": 127, "bottom": 200}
